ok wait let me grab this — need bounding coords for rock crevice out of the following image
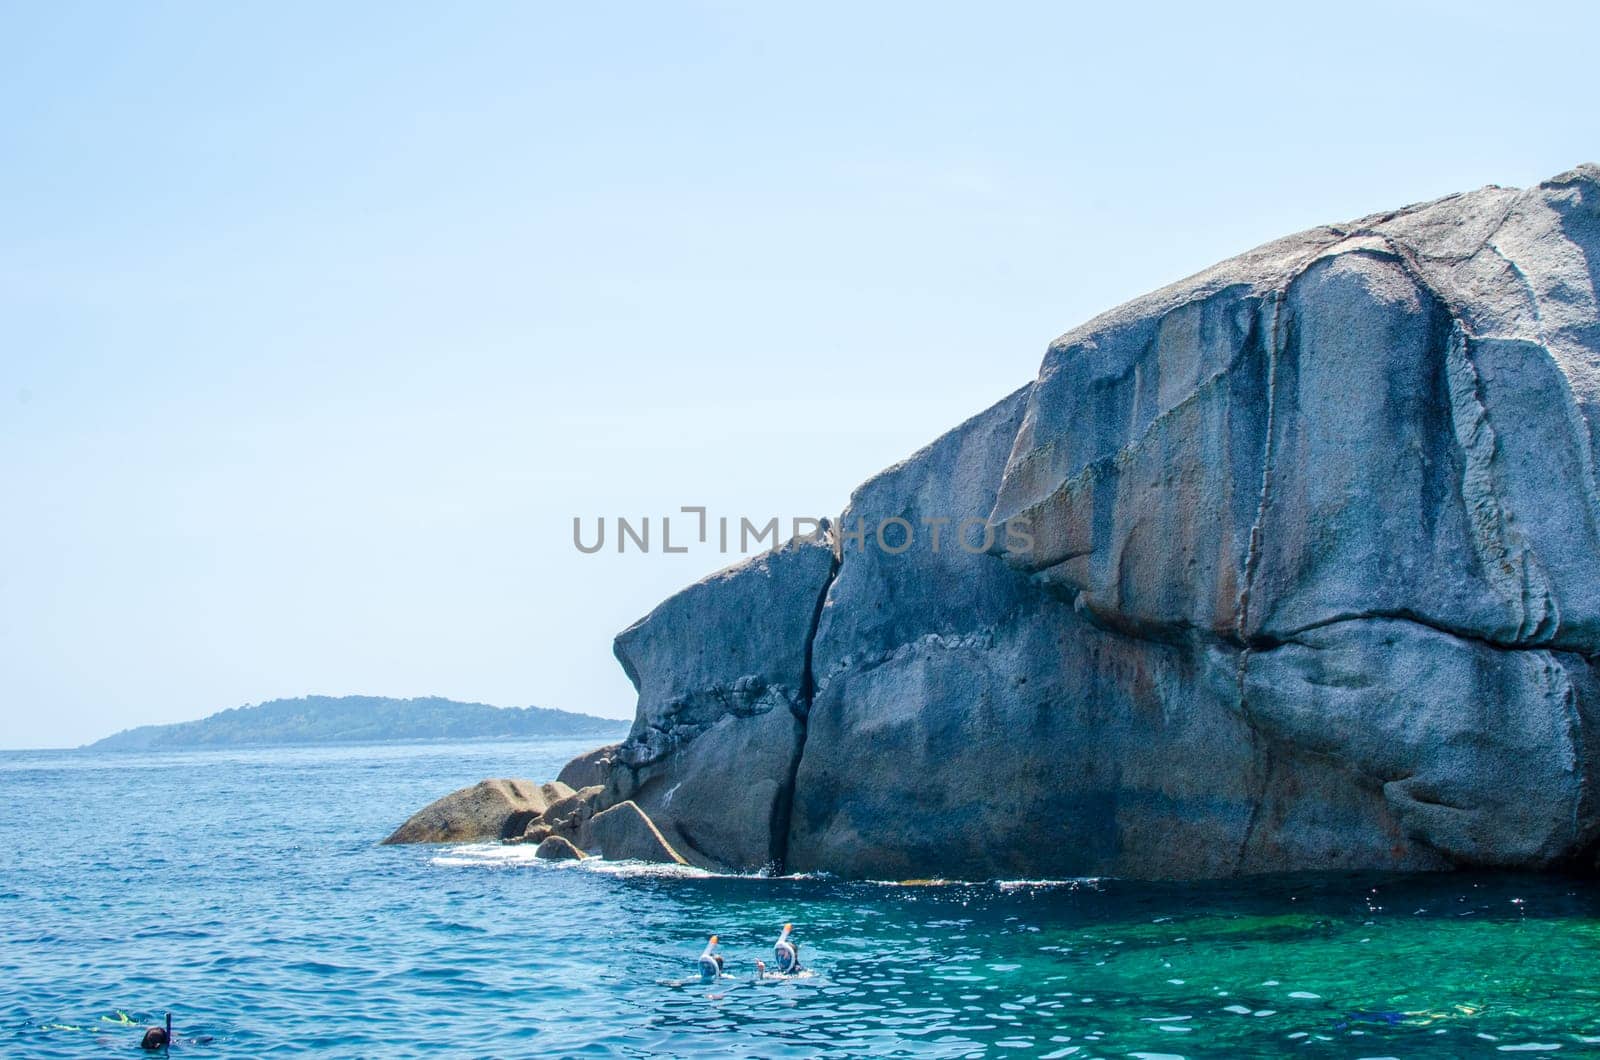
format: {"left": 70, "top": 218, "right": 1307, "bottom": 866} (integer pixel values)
{"left": 769, "top": 537, "right": 840, "bottom": 873}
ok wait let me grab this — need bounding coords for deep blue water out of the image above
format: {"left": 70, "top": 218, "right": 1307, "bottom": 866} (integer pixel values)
{"left": 4, "top": 739, "right": 1600, "bottom": 1058}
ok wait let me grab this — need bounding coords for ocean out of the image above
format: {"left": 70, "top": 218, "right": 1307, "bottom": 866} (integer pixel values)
{"left": 3, "top": 738, "right": 1598, "bottom": 1057}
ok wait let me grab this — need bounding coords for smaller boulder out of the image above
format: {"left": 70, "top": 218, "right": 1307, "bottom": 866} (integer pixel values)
{"left": 557, "top": 743, "right": 621, "bottom": 790}
{"left": 522, "top": 821, "right": 554, "bottom": 844}
{"left": 536, "top": 835, "right": 587, "bottom": 861}
{"left": 589, "top": 800, "right": 688, "bottom": 865}
{"left": 543, "top": 785, "right": 606, "bottom": 833}
{"left": 383, "top": 779, "right": 573, "bottom": 845}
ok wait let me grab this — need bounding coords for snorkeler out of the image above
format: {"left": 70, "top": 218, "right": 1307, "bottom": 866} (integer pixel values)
{"left": 41, "top": 1010, "right": 206, "bottom": 1051}
{"left": 140, "top": 1014, "right": 171, "bottom": 1051}
{"left": 698, "top": 935, "right": 725, "bottom": 980}
{"left": 773, "top": 923, "right": 803, "bottom": 974}
{"left": 139, "top": 1013, "right": 212, "bottom": 1050}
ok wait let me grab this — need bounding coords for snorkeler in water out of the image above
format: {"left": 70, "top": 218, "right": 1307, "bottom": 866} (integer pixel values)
{"left": 141, "top": 1013, "right": 213, "bottom": 1050}
{"left": 698, "top": 935, "right": 725, "bottom": 980}
{"left": 40, "top": 1010, "right": 208, "bottom": 1051}
{"left": 773, "top": 923, "right": 803, "bottom": 974}
{"left": 140, "top": 1018, "right": 170, "bottom": 1051}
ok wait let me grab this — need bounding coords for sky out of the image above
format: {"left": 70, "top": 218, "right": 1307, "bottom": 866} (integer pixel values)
{"left": 2, "top": 1, "right": 1597, "bottom": 748}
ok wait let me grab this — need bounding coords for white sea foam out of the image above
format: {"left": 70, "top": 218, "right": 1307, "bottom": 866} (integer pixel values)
{"left": 576, "top": 858, "right": 719, "bottom": 880}
{"left": 428, "top": 842, "right": 717, "bottom": 878}
{"left": 427, "top": 847, "right": 1108, "bottom": 889}
{"left": 429, "top": 843, "right": 545, "bottom": 868}
{"left": 996, "top": 878, "right": 1104, "bottom": 891}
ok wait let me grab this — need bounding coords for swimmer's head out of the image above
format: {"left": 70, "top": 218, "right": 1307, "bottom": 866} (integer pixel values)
{"left": 698, "top": 935, "right": 722, "bottom": 979}
{"left": 774, "top": 924, "right": 800, "bottom": 973}
{"left": 140, "top": 1026, "right": 169, "bottom": 1051}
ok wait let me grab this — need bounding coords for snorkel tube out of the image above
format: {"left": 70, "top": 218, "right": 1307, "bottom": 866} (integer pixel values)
{"left": 774, "top": 923, "right": 800, "bottom": 974}
{"left": 698, "top": 935, "right": 723, "bottom": 980}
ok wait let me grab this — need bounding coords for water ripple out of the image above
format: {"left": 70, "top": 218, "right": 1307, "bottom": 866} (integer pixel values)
{"left": 5, "top": 740, "right": 1600, "bottom": 1057}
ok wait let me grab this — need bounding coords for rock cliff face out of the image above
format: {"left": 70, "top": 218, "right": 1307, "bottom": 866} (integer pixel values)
{"left": 969, "top": 164, "right": 1600, "bottom": 876}
{"left": 637, "top": 165, "right": 1600, "bottom": 879}
{"left": 604, "top": 536, "right": 838, "bottom": 871}
{"left": 394, "top": 166, "right": 1600, "bottom": 879}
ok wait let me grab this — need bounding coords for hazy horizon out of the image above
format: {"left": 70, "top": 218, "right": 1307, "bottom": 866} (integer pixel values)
{"left": 5, "top": 1, "right": 1598, "bottom": 748}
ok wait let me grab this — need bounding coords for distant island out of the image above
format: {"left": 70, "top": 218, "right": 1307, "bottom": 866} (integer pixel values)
{"left": 86, "top": 695, "right": 628, "bottom": 751}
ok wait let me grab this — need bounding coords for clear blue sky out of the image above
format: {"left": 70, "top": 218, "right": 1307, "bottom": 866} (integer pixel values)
{"left": 3, "top": 1, "right": 1596, "bottom": 748}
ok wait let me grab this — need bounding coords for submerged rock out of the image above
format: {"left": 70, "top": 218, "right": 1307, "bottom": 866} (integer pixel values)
{"left": 382, "top": 779, "right": 572, "bottom": 845}
{"left": 535, "top": 834, "right": 586, "bottom": 861}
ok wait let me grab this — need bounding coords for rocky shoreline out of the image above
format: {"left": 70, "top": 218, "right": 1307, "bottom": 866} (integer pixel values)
{"left": 380, "top": 766, "right": 689, "bottom": 866}
{"left": 388, "top": 165, "right": 1600, "bottom": 880}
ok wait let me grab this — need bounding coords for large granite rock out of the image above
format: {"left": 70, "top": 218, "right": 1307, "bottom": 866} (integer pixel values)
{"left": 795, "top": 165, "right": 1599, "bottom": 879}
{"left": 388, "top": 165, "right": 1600, "bottom": 880}
{"left": 603, "top": 533, "right": 838, "bottom": 871}
{"left": 382, "top": 779, "right": 572, "bottom": 845}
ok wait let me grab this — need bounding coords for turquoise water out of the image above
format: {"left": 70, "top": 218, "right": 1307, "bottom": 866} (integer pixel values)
{"left": 4, "top": 740, "right": 1599, "bottom": 1058}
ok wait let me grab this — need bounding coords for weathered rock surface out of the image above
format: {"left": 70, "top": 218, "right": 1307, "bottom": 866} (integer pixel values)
{"left": 535, "top": 834, "right": 586, "bottom": 861}
{"left": 383, "top": 779, "right": 572, "bottom": 845}
{"left": 990, "top": 166, "right": 1600, "bottom": 653}
{"left": 1241, "top": 619, "right": 1599, "bottom": 866}
{"left": 602, "top": 534, "right": 838, "bottom": 871}
{"left": 589, "top": 800, "right": 689, "bottom": 865}
{"left": 785, "top": 387, "right": 1423, "bottom": 878}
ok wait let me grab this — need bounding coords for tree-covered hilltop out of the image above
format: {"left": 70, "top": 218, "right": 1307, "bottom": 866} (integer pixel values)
{"left": 86, "top": 695, "right": 628, "bottom": 750}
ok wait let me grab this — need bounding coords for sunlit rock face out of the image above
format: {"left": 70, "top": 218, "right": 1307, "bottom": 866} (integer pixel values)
{"left": 599, "top": 165, "right": 1600, "bottom": 879}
